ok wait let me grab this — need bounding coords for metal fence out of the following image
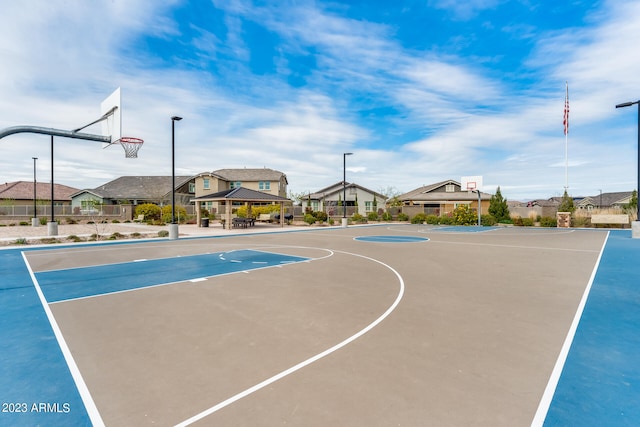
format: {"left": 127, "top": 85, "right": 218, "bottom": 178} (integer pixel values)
{"left": 0, "top": 205, "right": 122, "bottom": 217}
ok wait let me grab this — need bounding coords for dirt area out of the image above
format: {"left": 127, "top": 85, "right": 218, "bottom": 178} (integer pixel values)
{"left": 0, "top": 222, "right": 171, "bottom": 246}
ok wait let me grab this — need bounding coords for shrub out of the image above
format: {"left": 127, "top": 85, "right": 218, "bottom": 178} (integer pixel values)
{"left": 439, "top": 215, "right": 454, "bottom": 225}
{"left": 135, "top": 204, "right": 162, "bottom": 222}
{"left": 161, "top": 205, "right": 188, "bottom": 224}
{"left": 381, "top": 211, "right": 392, "bottom": 221}
{"left": 313, "top": 211, "right": 328, "bottom": 222}
{"left": 158, "top": 230, "right": 169, "bottom": 237}
{"left": 425, "top": 215, "right": 439, "bottom": 225}
{"left": 540, "top": 216, "right": 557, "bottom": 227}
{"left": 352, "top": 213, "right": 366, "bottom": 223}
{"left": 367, "top": 212, "right": 379, "bottom": 221}
{"left": 304, "top": 214, "right": 316, "bottom": 225}
{"left": 452, "top": 205, "right": 478, "bottom": 225}
{"left": 111, "top": 219, "right": 120, "bottom": 223}
{"left": 411, "top": 213, "right": 428, "bottom": 224}
{"left": 65, "top": 217, "right": 78, "bottom": 225}
{"left": 66, "top": 235, "right": 84, "bottom": 242}
{"left": 481, "top": 214, "right": 496, "bottom": 226}
{"left": 13, "top": 238, "right": 28, "bottom": 245}
{"left": 40, "top": 217, "right": 48, "bottom": 225}
{"left": 397, "top": 212, "right": 409, "bottom": 222}
{"left": 109, "top": 232, "right": 125, "bottom": 240}
{"left": 19, "top": 221, "right": 29, "bottom": 226}
{"left": 513, "top": 216, "right": 524, "bottom": 226}
{"left": 521, "top": 217, "right": 534, "bottom": 226}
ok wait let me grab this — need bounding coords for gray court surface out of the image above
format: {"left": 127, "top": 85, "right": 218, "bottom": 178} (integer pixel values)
{"left": 20, "top": 225, "right": 608, "bottom": 426}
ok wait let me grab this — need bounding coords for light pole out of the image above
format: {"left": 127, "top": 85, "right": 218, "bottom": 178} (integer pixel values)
{"left": 170, "top": 116, "right": 183, "bottom": 239}
{"left": 32, "top": 157, "right": 38, "bottom": 227}
{"left": 343, "top": 152, "right": 353, "bottom": 227}
{"left": 615, "top": 100, "right": 640, "bottom": 238}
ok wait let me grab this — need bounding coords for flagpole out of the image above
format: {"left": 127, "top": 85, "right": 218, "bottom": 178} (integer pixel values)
{"left": 564, "top": 82, "right": 569, "bottom": 191}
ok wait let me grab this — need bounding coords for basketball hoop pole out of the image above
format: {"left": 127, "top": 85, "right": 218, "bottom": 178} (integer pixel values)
{"left": 473, "top": 190, "right": 481, "bottom": 226}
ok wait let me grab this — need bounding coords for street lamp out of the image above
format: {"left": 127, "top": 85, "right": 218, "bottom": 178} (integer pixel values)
{"left": 170, "top": 116, "right": 183, "bottom": 240}
{"left": 615, "top": 100, "right": 640, "bottom": 238}
{"left": 343, "top": 152, "right": 353, "bottom": 226}
{"left": 32, "top": 157, "right": 38, "bottom": 227}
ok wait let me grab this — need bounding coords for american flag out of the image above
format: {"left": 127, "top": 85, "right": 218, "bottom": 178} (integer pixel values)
{"left": 563, "top": 83, "right": 569, "bottom": 135}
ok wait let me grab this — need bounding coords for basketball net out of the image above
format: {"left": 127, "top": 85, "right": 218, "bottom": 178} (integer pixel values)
{"left": 118, "top": 137, "right": 144, "bottom": 158}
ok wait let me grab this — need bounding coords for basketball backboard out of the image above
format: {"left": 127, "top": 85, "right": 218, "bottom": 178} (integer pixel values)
{"left": 100, "top": 87, "right": 121, "bottom": 147}
{"left": 461, "top": 176, "right": 483, "bottom": 192}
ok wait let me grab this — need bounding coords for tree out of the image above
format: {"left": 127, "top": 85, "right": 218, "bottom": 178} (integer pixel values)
{"left": 489, "top": 186, "right": 510, "bottom": 222}
{"left": 625, "top": 190, "right": 638, "bottom": 219}
{"left": 558, "top": 189, "right": 575, "bottom": 213}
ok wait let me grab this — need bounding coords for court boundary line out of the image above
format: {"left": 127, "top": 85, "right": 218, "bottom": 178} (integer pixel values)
{"left": 530, "top": 231, "right": 609, "bottom": 426}
{"left": 173, "top": 249, "right": 405, "bottom": 427}
{"left": 20, "top": 252, "right": 105, "bottom": 427}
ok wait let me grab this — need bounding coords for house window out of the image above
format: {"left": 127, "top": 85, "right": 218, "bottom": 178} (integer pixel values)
{"left": 365, "top": 201, "right": 373, "bottom": 212}
{"left": 311, "top": 201, "right": 319, "bottom": 211}
{"left": 446, "top": 184, "right": 455, "bottom": 192}
{"left": 189, "top": 182, "right": 195, "bottom": 193}
{"left": 259, "top": 181, "right": 271, "bottom": 190}
{"left": 203, "top": 179, "right": 210, "bottom": 190}
{"left": 230, "top": 181, "right": 242, "bottom": 189}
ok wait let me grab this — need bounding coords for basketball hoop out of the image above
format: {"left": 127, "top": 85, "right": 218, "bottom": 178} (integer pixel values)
{"left": 118, "top": 137, "right": 144, "bottom": 158}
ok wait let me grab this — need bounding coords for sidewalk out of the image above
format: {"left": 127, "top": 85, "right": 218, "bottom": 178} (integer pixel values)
{"left": 0, "top": 221, "right": 311, "bottom": 246}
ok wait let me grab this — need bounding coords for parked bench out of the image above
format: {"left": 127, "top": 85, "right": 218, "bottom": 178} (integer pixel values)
{"left": 591, "top": 214, "right": 629, "bottom": 228}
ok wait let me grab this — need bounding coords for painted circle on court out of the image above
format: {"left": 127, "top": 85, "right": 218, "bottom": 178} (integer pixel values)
{"left": 354, "top": 235, "right": 429, "bottom": 243}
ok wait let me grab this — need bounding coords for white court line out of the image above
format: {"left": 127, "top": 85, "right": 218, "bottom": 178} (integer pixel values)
{"left": 530, "top": 231, "right": 609, "bottom": 426}
{"left": 21, "top": 252, "right": 105, "bottom": 427}
{"left": 174, "top": 249, "right": 405, "bottom": 427}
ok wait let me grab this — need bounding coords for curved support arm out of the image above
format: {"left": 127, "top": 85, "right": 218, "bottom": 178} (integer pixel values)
{"left": 0, "top": 126, "right": 111, "bottom": 143}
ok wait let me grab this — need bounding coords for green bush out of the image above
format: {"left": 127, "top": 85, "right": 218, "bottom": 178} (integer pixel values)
{"left": 540, "top": 216, "right": 557, "bottom": 227}
{"left": 161, "top": 205, "right": 188, "bottom": 224}
{"left": 135, "top": 204, "right": 162, "bottom": 222}
{"left": 352, "top": 213, "right": 366, "bottom": 223}
{"left": 396, "top": 212, "right": 408, "bottom": 221}
{"left": 40, "top": 217, "right": 48, "bottom": 225}
{"left": 381, "top": 211, "right": 392, "bottom": 221}
{"left": 19, "top": 221, "right": 29, "bottom": 226}
{"left": 439, "top": 215, "right": 454, "bottom": 225}
{"left": 304, "top": 213, "right": 316, "bottom": 225}
{"left": 425, "top": 215, "right": 439, "bottom": 224}
{"left": 481, "top": 214, "right": 497, "bottom": 226}
{"left": 158, "top": 230, "right": 169, "bottom": 237}
{"left": 411, "top": 213, "right": 428, "bottom": 224}
{"left": 367, "top": 212, "right": 379, "bottom": 221}
{"left": 65, "top": 217, "right": 78, "bottom": 225}
{"left": 513, "top": 217, "right": 524, "bottom": 226}
{"left": 521, "top": 217, "right": 534, "bottom": 226}
{"left": 313, "top": 211, "right": 328, "bottom": 222}
{"left": 452, "top": 205, "right": 478, "bottom": 225}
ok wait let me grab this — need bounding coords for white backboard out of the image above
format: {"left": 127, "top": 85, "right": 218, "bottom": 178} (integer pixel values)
{"left": 100, "top": 87, "right": 121, "bottom": 146}
{"left": 461, "top": 176, "right": 483, "bottom": 192}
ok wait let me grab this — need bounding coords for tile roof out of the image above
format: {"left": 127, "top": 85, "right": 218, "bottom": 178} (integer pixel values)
{"left": 77, "top": 176, "right": 194, "bottom": 199}
{"left": 0, "top": 181, "right": 80, "bottom": 201}
{"left": 201, "top": 168, "right": 287, "bottom": 183}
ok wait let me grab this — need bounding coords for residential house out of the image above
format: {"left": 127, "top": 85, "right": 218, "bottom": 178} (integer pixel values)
{"left": 305, "top": 181, "right": 386, "bottom": 217}
{"left": 194, "top": 168, "right": 288, "bottom": 214}
{"left": 71, "top": 176, "right": 196, "bottom": 214}
{"left": 0, "top": 181, "right": 80, "bottom": 217}
{"left": 398, "top": 179, "right": 491, "bottom": 218}
{"left": 574, "top": 191, "right": 634, "bottom": 210}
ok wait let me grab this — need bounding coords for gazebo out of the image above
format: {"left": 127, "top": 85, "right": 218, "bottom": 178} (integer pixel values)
{"left": 192, "top": 187, "right": 292, "bottom": 230}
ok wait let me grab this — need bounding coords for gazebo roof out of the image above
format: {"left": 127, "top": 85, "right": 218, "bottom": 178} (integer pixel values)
{"left": 191, "top": 187, "right": 291, "bottom": 203}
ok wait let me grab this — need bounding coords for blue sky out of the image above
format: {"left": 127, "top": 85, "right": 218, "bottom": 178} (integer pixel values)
{"left": 1, "top": 0, "right": 639, "bottom": 201}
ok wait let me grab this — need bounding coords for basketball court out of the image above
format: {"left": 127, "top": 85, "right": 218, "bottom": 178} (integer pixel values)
{"left": 2, "top": 224, "right": 638, "bottom": 426}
